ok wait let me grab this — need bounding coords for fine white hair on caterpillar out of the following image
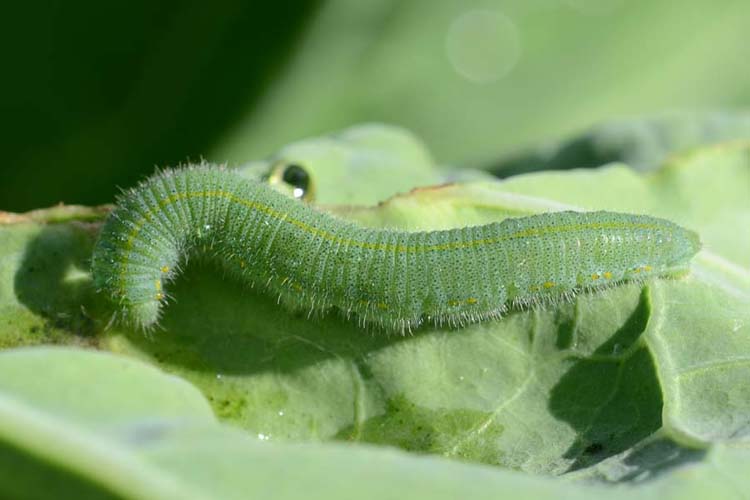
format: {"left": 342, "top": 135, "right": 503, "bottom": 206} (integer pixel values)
{"left": 91, "top": 164, "right": 701, "bottom": 333}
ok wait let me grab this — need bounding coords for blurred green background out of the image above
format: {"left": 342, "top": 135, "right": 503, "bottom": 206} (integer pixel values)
{"left": 2, "top": 0, "right": 749, "bottom": 212}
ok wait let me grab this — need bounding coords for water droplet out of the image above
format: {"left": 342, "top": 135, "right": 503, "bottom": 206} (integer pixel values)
{"left": 257, "top": 433, "right": 270, "bottom": 441}
{"left": 278, "top": 411, "right": 285, "bottom": 417}
{"left": 216, "top": 373, "right": 223, "bottom": 380}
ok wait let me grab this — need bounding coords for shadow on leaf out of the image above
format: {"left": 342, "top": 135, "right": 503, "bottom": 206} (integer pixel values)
{"left": 549, "top": 287, "right": 663, "bottom": 472}
{"left": 13, "top": 223, "right": 108, "bottom": 343}
{"left": 122, "top": 259, "right": 420, "bottom": 377}
{"left": 612, "top": 437, "right": 705, "bottom": 483}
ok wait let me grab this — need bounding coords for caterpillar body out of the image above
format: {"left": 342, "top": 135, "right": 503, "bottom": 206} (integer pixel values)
{"left": 91, "top": 165, "right": 700, "bottom": 332}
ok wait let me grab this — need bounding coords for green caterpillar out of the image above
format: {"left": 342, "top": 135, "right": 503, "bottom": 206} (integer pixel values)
{"left": 91, "top": 164, "right": 700, "bottom": 332}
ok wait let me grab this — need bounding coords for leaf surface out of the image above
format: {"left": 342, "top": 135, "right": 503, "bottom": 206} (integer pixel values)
{"left": 1, "top": 142, "right": 749, "bottom": 496}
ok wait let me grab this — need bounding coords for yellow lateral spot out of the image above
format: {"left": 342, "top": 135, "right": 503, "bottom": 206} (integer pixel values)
{"left": 377, "top": 302, "right": 388, "bottom": 310}
{"left": 239, "top": 260, "right": 246, "bottom": 268}
{"left": 155, "top": 280, "right": 162, "bottom": 291}
{"left": 529, "top": 285, "right": 539, "bottom": 292}
{"left": 603, "top": 272, "right": 613, "bottom": 280}
{"left": 293, "top": 283, "right": 303, "bottom": 292}
{"left": 160, "top": 266, "right": 169, "bottom": 273}
{"left": 644, "top": 265, "right": 653, "bottom": 271}
{"left": 466, "top": 297, "right": 478, "bottom": 305}
{"left": 591, "top": 273, "right": 600, "bottom": 280}
{"left": 155, "top": 292, "right": 164, "bottom": 301}
{"left": 543, "top": 281, "right": 555, "bottom": 289}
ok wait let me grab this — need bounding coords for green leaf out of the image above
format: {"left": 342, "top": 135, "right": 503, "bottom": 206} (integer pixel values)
{"left": 492, "top": 111, "right": 750, "bottom": 177}
{"left": 1, "top": 141, "right": 749, "bottom": 493}
{"left": 2, "top": 346, "right": 750, "bottom": 499}
{"left": 2, "top": 347, "right": 750, "bottom": 499}
{"left": 0, "top": 347, "right": 214, "bottom": 499}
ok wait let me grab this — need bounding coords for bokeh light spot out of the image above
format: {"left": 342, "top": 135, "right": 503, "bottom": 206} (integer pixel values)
{"left": 445, "top": 10, "right": 521, "bottom": 84}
